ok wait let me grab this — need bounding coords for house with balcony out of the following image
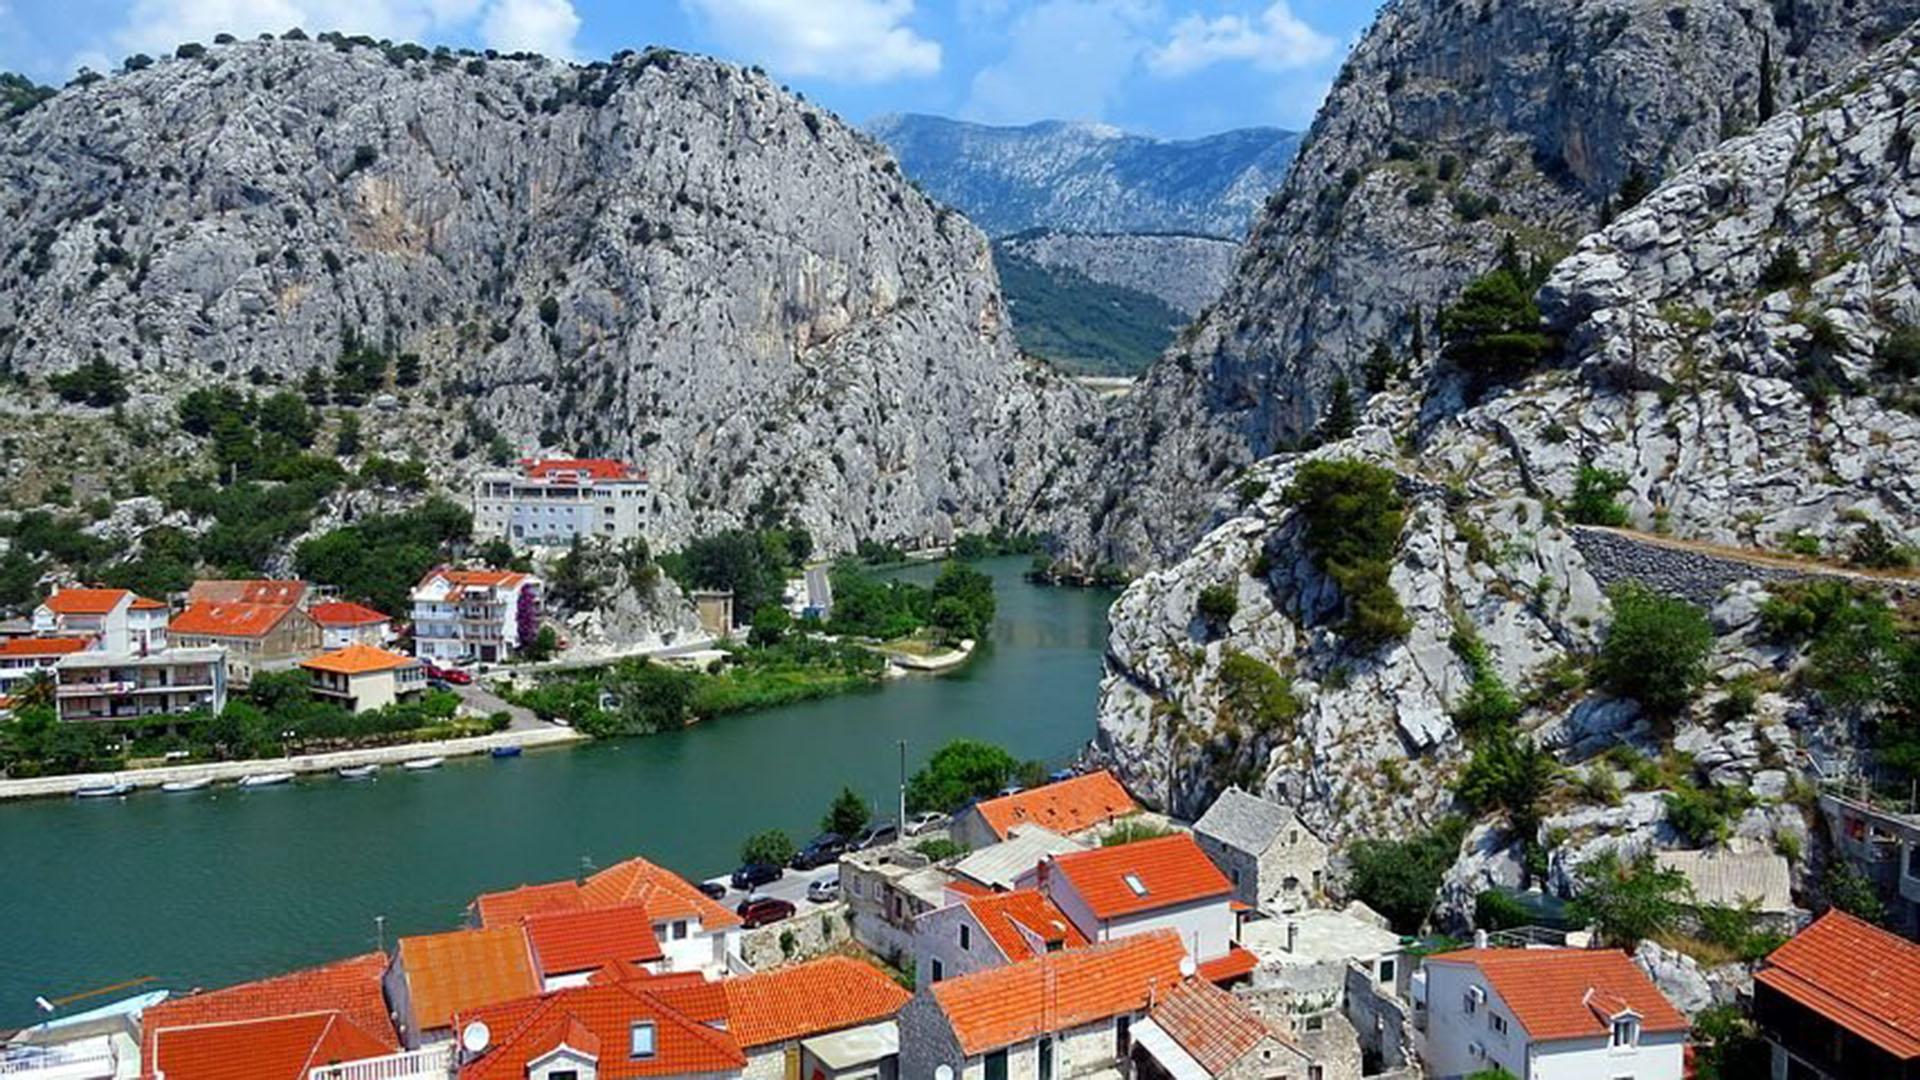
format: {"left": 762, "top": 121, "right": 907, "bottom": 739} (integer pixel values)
{"left": 470, "top": 855, "right": 744, "bottom": 977}
{"left": 52, "top": 647, "right": 226, "bottom": 722}
{"left": 1754, "top": 909, "right": 1920, "bottom": 1079}
{"left": 168, "top": 599, "right": 320, "bottom": 686}
{"left": 0, "top": 636, "right": 92, "bottom": 707}
{"left": 32, "top": 587, "right": 168, "bottom": 653}
{"left": 310, "top": 601, "right": 395, "bottom": 649}
{"left": 1418, "top": 946, "right": 1688, "bottom": 1080}
{"left": 411, "top": 567, "right": 541, "bottom": 665}
{"left": 473, "top": 458, "right": 651, "bottom": 548}
{"left": 1818, "top": 785, "right": 1920, "bottom": 939}
{"left": 301, "top": 643, "right": 426, "bottom": 713}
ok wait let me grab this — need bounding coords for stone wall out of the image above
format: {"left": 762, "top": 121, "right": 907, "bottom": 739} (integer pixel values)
{"left": 738, "top": 903, "right": 856, "bottom": 970}
{"left": 1570, "top": 526, "right": 1920, "bottom": 608}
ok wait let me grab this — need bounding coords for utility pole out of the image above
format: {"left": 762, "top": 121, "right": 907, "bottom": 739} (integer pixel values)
{"left": 898, "top": 740, "right": 908, "bottom": 831}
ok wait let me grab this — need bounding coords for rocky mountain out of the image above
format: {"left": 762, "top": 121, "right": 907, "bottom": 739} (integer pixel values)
{"left": 1063, "top": 0, "right": 1920, "bottom": 568}
{"left": 866, "top": 113, "right": 1299, "bottom": 239}
{"left": 0, "top": 38, "right": 1087, "bottom": 554}
{"left": 1094, "top": 18, "right": 1920, "bottom": 936}
{"left": 996, "top": 230, "right": 1241, "bottom": 320}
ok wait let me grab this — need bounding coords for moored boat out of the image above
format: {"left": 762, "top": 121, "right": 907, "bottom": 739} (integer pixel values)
{"left": 489, "top": 745, "right": 522, "bottom": 759}
{"left": 336, "top": 764, "right": 379, "bottom": 780}
{"left": 74, "top": 780, "right": 134, "bottom": 798}
{"left": 160, "top": 777, "right": 212, "bottom": 793}
{"left": 235, "top": 771, "right": 295, "bottom": 788}
{"left": 401, "top": 756, "right": 445, "bottom": 771}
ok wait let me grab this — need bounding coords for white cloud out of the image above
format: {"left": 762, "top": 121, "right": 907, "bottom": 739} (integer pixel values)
{"left": 681, "top": 0, "right": 940, "bottom": 82}
{"left": 1147, "top": 1, "right": 1334, "bottom": 77}
{"left": 480, "top": 0, "right": 580, "bottom": 58}
{"left": 962, "top": 0, "right": 1155, "bottom": 126}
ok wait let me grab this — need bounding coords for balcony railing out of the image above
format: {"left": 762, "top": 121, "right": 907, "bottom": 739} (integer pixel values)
{"left": 0, "top": 1041, "right": 120, "bottom": 1078}
{"left": 306, "top": 1044, "right": 453, "bottom": 1080}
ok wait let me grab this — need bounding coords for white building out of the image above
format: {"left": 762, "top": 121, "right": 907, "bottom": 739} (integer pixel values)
{"left": 1021, "top": 833, "right": 1248, "bottom": 979}
{"left": 0, "top": 636, "right": 93, "bottom": 704}
{"left": 471, "top": 856, "right": 745, "bottom": 979}
{"left": 300, "top": 643, "right": 425, "bottom": 713}
{"left": 473, "top": 458, "right": 651, "bottom": 548}
{"left": 410, "top": 567, "right": 542, "bottom": 664}
{"left": 1418, "top": 946, "right": 1689, "bottom": 1080}
{"left": 32, "top": 587, "right": 168, "bottom": 654}
{"left": 309, "top": 601, "right": 395, "bottom": 649}
{"left": 914, "top": 888, "right": 1087, "bottom": 986}
{"left": 52, "top": 647, "right": 228, "bottom": 722}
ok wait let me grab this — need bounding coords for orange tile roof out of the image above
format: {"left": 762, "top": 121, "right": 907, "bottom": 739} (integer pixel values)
{"left": 138, "top": 952, "right": 397, "bottom": 1077}
{"left": 170, "top": 601, "right": 301, "bottom": 638}
{"left": 187, "top": 580, "right": 309, "bottom": 606}
{"left": 395, "top": 926, "right": 541, "bottom": 1035}
{"left": 1150, "top": 977, "right": 1283, "bottom": 1075}
{"left": 309, "top": 601, "right": 391, "bottom": 627}
{"left": 719, "top": 956, "right": 911, "bottom": 1049}
{"left": 457, "top": 980, "right": 744, "bottom": 1079}
{"left": 523, "top": 458, "right": 638, "bottom": 481}
{"left": 0, "top": 636, "right": 91, "bottom": 657}
{"left": 300, "top": 642, "right": 419, "bottom": 676}
{"left": 524, "top": 903, "right": 665, "bottom": 977}
{"left": 964, "top": 890, "right": 1089, "bottom": 962}
{"left": 1196, "top": 943, "right": 1259, "bottom": 985}
{"left": 131, "top": 596, "right": 168, "bottom": 610}
{"left": 1755, "top": 909, "right": 1920, "bottom": 1059}
{"left": 41, "top": 588, "right": 135, "bottom": 615}
{"left": 1424, "top": 947, "right": 1690, "bottom": 1042}
{"left": 429, "top": 567, "right": 530, "bottom": 590}
{"left": 974, "top": 770, "right": 1138, "bottom": 841}
{"left": 582, "top": 857, "right": 743, "bottom": 930}
{"left": 149, "top": 1011, "right": 393, "bottom": 1080}
{"left": 930, "top": 930, "right": 1187, "bottom": 1055}
{"left": 475, "top": 880, "right": 587, "bottom": 928}
{"left": 1045, "top": 834, "right": 1232, "bottom": 921}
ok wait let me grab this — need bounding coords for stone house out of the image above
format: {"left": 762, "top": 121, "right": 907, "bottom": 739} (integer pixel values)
{"left": 843, "top": 845, "right": 953, "bottom": 966}
{"left": 1134, "top": 976, "right": 1321, "bottom": 1080}
{"left": 1192, "top": 787, "right": 1330, "bottom": 915}
{"left": 170, "top": 599, "right": 321, "bottom": 686}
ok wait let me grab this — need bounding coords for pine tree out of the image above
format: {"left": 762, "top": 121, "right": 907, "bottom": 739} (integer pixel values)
{"left": 1317, "top": 374, "right": 1358, "bottom": 443}
{"left": 1758, "top": 38, "right": 1776, "bottom": 123}
{"left": 1363, "top": 341, "right": 1396, "bottom": 394}
{"left": 1409, "top": 306, "right": 1427, "bottom": 367}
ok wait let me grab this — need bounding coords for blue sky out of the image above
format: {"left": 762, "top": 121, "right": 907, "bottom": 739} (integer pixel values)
{"left": 0, "top": 1, "right": 1381, "bottom": 137}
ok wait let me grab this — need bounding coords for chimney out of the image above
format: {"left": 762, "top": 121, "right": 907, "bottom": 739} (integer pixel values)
{"left": 1285, "top": 921, "right": 1298, "bottom": 953}
{"left": 1474, "top": 929, "right": 1489, "bottom": 950}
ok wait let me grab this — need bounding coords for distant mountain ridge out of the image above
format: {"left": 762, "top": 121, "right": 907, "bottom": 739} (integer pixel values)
{"left": 865, "top": 113, "right": 1300, "bottom": 238}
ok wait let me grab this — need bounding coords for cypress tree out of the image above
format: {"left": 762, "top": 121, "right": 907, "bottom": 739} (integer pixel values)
{"left": 1759, "top": 38, "right": 1776, "bottom": 123}
{"left": 1363, "top": 341, "right": 1396, "bottom": 394}
{"left": 1317, "top": 374, "right": 1359, "bottom": 443}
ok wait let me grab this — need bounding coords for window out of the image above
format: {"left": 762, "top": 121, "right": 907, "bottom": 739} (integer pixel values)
{"left": 959, "top": 924, "right": 971, "bottom": 950}
{"left": 1116, "top": 1015, "right": 1131, "bottom": 1055}
{"left": 1304, "top": 1015, "right": 1324, "bottom": 1032}
{"left": 1378, "top": 958, "right": 1396, "bottom": 985}
{"left": 984, "top": 1049, "right": 1008, "bottom": 1080}
{"left": 630, "top": 1021, "right": 655, "bottom": 1058}
{"left": 1463, "top": 992, "right": 1478, "bottom": 1016}
{"left": 1907, "top": 841, "right": 1920, "bottom": 882}
{"left": 1490, "top": 1013, "right": 1508, "bottom": 1036}
{"left": 930, "top": 957, "right": 944, "bottom": 983}
{"left": 1038, "top": 1036, "right": 1054, "bottom": 1080}
{"left": 550, "top": 1072, "right": 579, "bottom": 1080}
{"left": 672, "top": 920, "right": 688, "bottom": 940}
{"left": 1122, "top": 873, "right": 1148, "bottom": 897}
{"left": 1611, "top": 1017, "right": 1639, "bottom": 1048}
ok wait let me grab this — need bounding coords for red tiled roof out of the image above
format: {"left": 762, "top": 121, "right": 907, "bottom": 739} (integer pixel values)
{"left": 930, "top": 931, "right": 1187, "bottom": 1056}
{"left": 457, "top": 981, "right": 744, "bottom": 1079}
{"left": 1424, "top": 947, "right": 1690, "bottom": 1042}
{"left": 964, "top": 890, "right": 1088, "bottom": 963}
{"left": 300, "top": 642, "right": 418, "bottom": 676}
{"left": 187, "top": 580, "right": 309, "bottom": 606}
{"left": 138, "top": 952, "right": 397, "bottom": 1077}
{"left": 1150, "top": 977, "right": 1284, "bottom": 1075}
{"left": 524, "top": 903, "right": 664, "bottom": 977}
{"left": 0, "top": 636, "right": 91, "bottom": 657}
{"left": 475, "top": 880, "right": 587, "bottom": 928}
{"left": 426, "top": 567, "right": 530, "bottom": 590}
{"left": 719, "top": 956, "right": 911, "bottom": 1049}
{"left": 1756, "top": 909, "right": 1920, "bottom": 1059}
{"left": 149, "top": 1011, "right": 393, "bottom": 1080}
{"left": 581, "top": 857, "right": 742, "bottom": 930}
{"left": 41, "top": 588, "right": 134, "bottom": 615}
{"left": 1045, "top": 834, "right": 1232, "bottom": 921}
{"left": 522, "top": 458, "right": 636, "bottom": 481}
{"left": 309, "top": 601, "right": 391, "bottom": 627}
{"left": 974, "top": 771, "right": 1138, "bottom": 841}
{"left": 395, "top": 927, "right": 541, "bottom": 1035}
{"left": 131, "top": 596, "right": 168, "bottom": 610}
{"left": 1197, "top": 944, "right": 1259, "bottom": 985}
{"left": 170, "top": 601, "right": 301, "bottom": 639}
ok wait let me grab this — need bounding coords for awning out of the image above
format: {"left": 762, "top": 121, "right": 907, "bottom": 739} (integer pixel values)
{"left": 1130, "top": 1017, "right": 1213, "bottom": 1080}
{"left": 799, "top": 1020, "right": 899, "bottom": 1071}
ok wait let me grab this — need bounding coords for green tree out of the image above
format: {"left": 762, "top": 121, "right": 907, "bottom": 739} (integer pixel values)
{"left": 335, "top": 411, "right": 362, "bottom": 457}
{"left": 1316, "top": 373, "right": 1358, "bottom": 443}
{"left": 740, "top": 829, "right": 795, "bottom": 868}
{"left": 1196, "top": 584, "right": 1239, "bottom": 630}
{"left": 1596, "top": 584, "right": 1714, "bottom": 716}
{"left": 1455, "top": 728, "right": 1558, "bottom": 842}
{"left": 1567, "top": 850, "right": 1686, "bottom": 947}
{"left": 906, "top": 738, "right": 1021, "bottom": 813}
{"left": 822, "top": 786, "right": 872, "bottom": 838}
{"left": 1567, "top": 466, "right": 1631, "bottom": 527}
{"left": 1694, "top": 1004, "right": 1771, "bottom": 1080}
{"left": 1283, "top": 459, "right": 1410, "bottom": 647}
{"left": 1439, "top": 268, "right": 1554, "bottom": 376}
{"left": 48, "top": 357, "right": 130, "bottom": 407}
{"left": 1758, "top": 38, "right": 1776, "bottom": 123}
{"left": 257, "top": 390, "right": 317, "bottom": 447}
{"left": 1346, "top": 818, "right": 1466, "bottom": 933}
{"left": 749, "top": 604, "right": 793, "bottom": 647}
{"left": 1218, "top": 651, "right": 1301, "bottom": 736}
{"left": 1823, "top": 862, "right": 1887, "bottom": 923}
{"left": 1362, "top": 340, "right": 1396, "bottom": 394}
{"left": 928, "top": 561, "right": 996, "bottom": 643}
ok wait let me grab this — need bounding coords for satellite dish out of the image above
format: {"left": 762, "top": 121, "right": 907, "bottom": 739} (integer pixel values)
{"left": 462, "top": 1020, "right": 492, "bottom": 1054}
{"left": 935, "top": 1067, "right": 954, "bottom": 1080}
{"left": 1178, "top": 956, "right": 1198, "bottom": 979}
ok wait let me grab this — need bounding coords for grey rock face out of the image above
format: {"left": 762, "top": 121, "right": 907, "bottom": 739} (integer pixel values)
{"left": 996, "top": 231, "right": 1242, "bottom": 319}
{"left": 866, "top": 113, "right": 1300, "bottom": 238}
{"left": 1060, "top": 0, "right": 1920, "bottom": 568}
{"left": 0, "top": 41, "right": 1089, "bottom": 554}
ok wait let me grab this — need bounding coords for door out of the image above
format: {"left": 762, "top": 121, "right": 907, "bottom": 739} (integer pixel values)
{"left": 984, "top": 1048, "right": 1008, "bottom": 1080}
{"left": 1038, "top": 1036, "right": 1054, "bottom": 1080}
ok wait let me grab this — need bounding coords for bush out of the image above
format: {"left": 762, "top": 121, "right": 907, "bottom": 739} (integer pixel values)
{"left": 1878, "top": 323, "right": 1920, "bottom": 378}
{"left": 1596, "top": 584, "right": 1713, "bottom": 716}
{"left": 1823, "top": 862, "right": 1886, "bottom": 922}
{"left": 1439, "top": 268, "right": 1555, "bottom": 376}
{"left": 740, "top": 829, "right": 794, "bottom": 868}
{"left": 1196, "top": 584, "right": 1239, "bottom": 629}
{"left": 1758, "top": 246, "right": 1811, "bottom": 291}
{"left": 1455, "top": 728, "right": 1557, "bottom": 841}
{"left": 1693, "top": 1004, "right": 1771, "bottom": 1080}
{"left": 1475, "top": 888, "right": 1532, "bottom": 931}
{"left": 914, "top": 837, "right": 965, "bottom": 861}
{"left": 1567, "top": 466, "right": 1631, "bottom": 526}
{"left": 1568, "top": 850, "right": 1687, "bottom": 947}
{"left": 1102, "top": 816, "right": 1176, "bottom": 846}
{"left": 1217, "top": 651, "right": 1302, "bottom": 736}
{"left": 48, "top": 358, "right": 130, "bottom": 407}
{"left": 749, "top": 604, "right": 792, "bottom": 647}
{"left": 1663, "top": 781, "right": 1751, "bottom": 847}
{"left": 1347, "top": 818, "right": 1466, "bottom": 933}
{"left": 1283, "top": 459, "right": 1410, "bottom": 648}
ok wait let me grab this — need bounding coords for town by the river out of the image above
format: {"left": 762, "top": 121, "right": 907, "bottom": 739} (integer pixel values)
{"left": 0, "top": 558, "right": 1111, "bottom": 1027}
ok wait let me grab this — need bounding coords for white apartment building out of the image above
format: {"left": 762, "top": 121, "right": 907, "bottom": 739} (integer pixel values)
{"left": 32, "top": 587, "right": 169, "bottom": 653}
{"left": 473, "top": 458, "right": 651, "bottom": 547}
{"left": 54, "top": 647, "right": 228, "bottom": 722}
{"left": 410, "top": 567, "right": 542, "bottom": 664}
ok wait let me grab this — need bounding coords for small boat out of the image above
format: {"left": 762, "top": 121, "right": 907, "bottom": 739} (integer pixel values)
{"left": 490, "top": 745, "right": 522, "bottom": 759}
{"left": 401, "top": 756, "right": 445, "bottom": 771}
{"left": 236, "top": 771, "right": 295, "bottom": 788}
{"left": 336, "top": 764, "right": 379, "bottom": 780}
{"left": 160, "top": 777, "right": 212, "bottom": 793}
{"left": 74, "top": 780, "right": 134, "bottom": 798}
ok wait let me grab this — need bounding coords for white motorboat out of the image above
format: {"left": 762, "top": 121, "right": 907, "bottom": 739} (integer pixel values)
{"left": 160, "top": 777, "right": 212, "bottom": 793}
{"left": 400, "top": 756, "right": 445, "bottom": 771}
{"left": 74, "top": 780, "right": 134, "bottom": 798}
{"left": 336, "top": 764, "right": 379, "bottom": 780}
{"left": 235, "top": 771, "right": 295, "bottom": 788}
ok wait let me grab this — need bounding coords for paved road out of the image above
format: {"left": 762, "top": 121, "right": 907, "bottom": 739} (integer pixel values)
{"left": 451, "top": 681, "right": 543, "bottom": 732}
{"left": 701, "top": 861, "right": 841, "bottom": 911}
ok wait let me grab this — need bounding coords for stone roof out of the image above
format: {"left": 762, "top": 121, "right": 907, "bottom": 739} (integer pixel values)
{"left": 1655, "top": 849, "right": 1794, "bottom": 913}
{"left": 1192, "top": 787, "right": 1304, "bottom": 854}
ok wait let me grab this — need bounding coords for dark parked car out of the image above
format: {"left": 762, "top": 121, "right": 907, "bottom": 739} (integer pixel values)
{"left": 791, "top": 833, "right": 848, "bottom": 870}
{"left": 854, "top": 822, "right": 899, "bottom": 850}
{"left": 696, "top": 880, "right": 727, "bottom": 900}
{"left": 737, "top": 896, "right": 796, "bottom": 929}
{"left": 730, "top": 862, "right": 782, "bottom": 890}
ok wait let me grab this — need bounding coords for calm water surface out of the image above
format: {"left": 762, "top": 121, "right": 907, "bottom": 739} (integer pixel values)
{"left": 0, "top": 558, "right": 1111, "bottom": 1025}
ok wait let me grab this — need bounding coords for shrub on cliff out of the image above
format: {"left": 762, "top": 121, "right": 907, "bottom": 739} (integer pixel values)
{"left": 1439, "top": 268, "right": 1554, "bottom": 376}
{"left": 1283, "top": 459, "right": 1409, "bottom": 648}
{"left": 1596, "top": 583, "right": 1712, "bottom": 716}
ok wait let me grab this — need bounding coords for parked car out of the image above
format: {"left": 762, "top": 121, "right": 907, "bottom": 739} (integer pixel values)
{"left": 737, "top": 896, "right": 796, "bottom": 929}
{"left": 996, "top": 784, "right": 1025, "bottom": 797}
{"left": 1048, "top": 767, "right": 1077, "bottom": 783}
{"left": 730, "top": 862, "right": 782, "bottom": 890}
{"left": 439, "top": 668, "right": 474, "bottom": 686}
{"left": 904, "top": 811, "right": 948, "bottom": 836}
{"left": 428, "top": 678, "right": 453, "bottom": 692}
{"left": 854, "top": 822, "right": 898, "bottom": 850}
{"left": 696, "top": 880, "right": 727, "bottom": 900}
{"left": 806, "top": 876, "right": 841, "bottom": 903}
{"left": 791, "top": 833, "right": 848, "bottom": 870}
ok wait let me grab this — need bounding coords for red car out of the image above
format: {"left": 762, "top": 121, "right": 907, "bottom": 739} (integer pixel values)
{"left": 736, "top": 897, "right": 795, "bottom": 929}
{"left": 424, "top": 664, "right": 473, "bottom": 685}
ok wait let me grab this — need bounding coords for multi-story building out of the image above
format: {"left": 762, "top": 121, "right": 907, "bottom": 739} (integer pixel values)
{"left": 472, "top": 458, "right": 651, "bottom": 548}
{"left": 32, "top": 587, "right": 169, "bottom": 653}
{"left": 1755, "top": 909, "right": 1920, "bottom": 1079}
{"left": 168, "top": 600, "right": 320, "bottom": 686}
{"left": 52, "top": 647, "right": 227, "bottom": 722}
{"left": 948, "top": 770, "right": 1139, "bottom": 850}
{"left": 1193, "top": 786, "right": 1331, "bottom": 915}
{"left": 411, "top": 567, "right": 542, "bottom": 665}
{"left": 0, "top": 636, "right": 92, "bottom": 706}
{"left": 301, "top": 643, "right": 426, "bottom": 713}
{"left": 309, "top": 601, "right": 395, "bottom": 649}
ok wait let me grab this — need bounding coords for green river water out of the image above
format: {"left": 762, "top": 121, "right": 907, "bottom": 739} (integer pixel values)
{"left": 0, "top": 558, "right": 1113, "bottom": 1026}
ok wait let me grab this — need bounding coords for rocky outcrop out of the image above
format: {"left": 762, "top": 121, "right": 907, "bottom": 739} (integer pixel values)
{"left": 0, "top": 39, "right": 1089, "bottom": 553}
{"left": 1061, "top": 0, "right": 1920, "bottom": 568}
{"left": 867, "top": 113, "right": 1299, "bottom": 238}
{"left": 996, "top": 231, "right": 1241, "bottom": 319}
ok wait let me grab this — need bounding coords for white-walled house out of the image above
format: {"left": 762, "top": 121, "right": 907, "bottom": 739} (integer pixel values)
{"left": 1021, "top": 834, "right": 1240, "bottom": 970}
{"left": 410, "top": 567, "right": 542, "bottom": 664}
{"left": 32, "top": 587, "right": 168, "bottom": 653}
{"left": 300, "top": 643, "right": 425, "bottom": 713}
{"left": 1419, "top": 947, "right": 1689, "bottom": 1080}
{"left": 309, "top": 601, "right": 395, "bottom": 649}
{"left": 914, "top": 888, "right": 1088, "bottom": 985}
{"left": 471, "top": 856, "right": 744, "bottom": 978}
{"left": 1192, "top": 786, "right": 1330, "bottom": 914}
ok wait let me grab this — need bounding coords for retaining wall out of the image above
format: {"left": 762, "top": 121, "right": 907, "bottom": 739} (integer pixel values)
{"left": 1570, "top": 525, "right": 1920, "bottom": 608}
